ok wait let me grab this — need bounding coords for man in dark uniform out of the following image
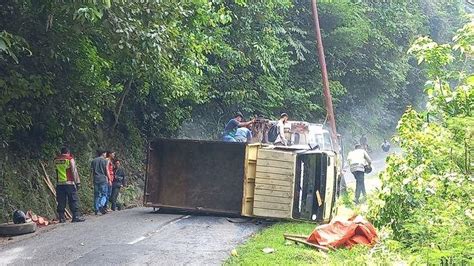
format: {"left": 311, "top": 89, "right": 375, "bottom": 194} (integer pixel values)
{"left": 54, "top": 147, "right": 85, "bottom": 223}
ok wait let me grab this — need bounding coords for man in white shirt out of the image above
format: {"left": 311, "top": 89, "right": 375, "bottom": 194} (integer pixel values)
{"left": 347, "top": 144, "right": 372, "bottom": 203}
{"left": 274, "top": 113, "right": 289, "bottom": 146}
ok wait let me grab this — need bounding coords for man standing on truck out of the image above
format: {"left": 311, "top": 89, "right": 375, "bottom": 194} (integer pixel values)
{"left": 91, "top": 150, "right": 109, "bottom": 215}
{"left": 222, "top": 112, "right": 255, "bottom": 142}
{"left": 347, "top": 144, "right": 372, "bottom": 204}
{"left": 54, "top": 147, "right": 85, "bottom": 223}
{"left": 274, "top": 113, "right": 289, "bottom": 146}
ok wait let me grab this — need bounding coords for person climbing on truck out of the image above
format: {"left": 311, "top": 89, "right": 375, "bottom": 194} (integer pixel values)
{"left": 235, "top": 124, "right": 253, "bottom": 143}
{"left": 347, "top": 144, "right": 372, "bottom": 204}
{"left": 274, "top": 113, "right": 289, "bottom": 146}
{"left": 222, "top": 112, "right": 255, "bottom": 142}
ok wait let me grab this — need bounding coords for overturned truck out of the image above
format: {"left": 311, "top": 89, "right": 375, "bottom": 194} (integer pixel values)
{"left": 144, "top": 138, "right": 340, "bottom": 222}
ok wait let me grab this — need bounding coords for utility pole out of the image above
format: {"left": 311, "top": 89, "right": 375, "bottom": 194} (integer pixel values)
{"left": 310, "top": 0, "right": 338, "bottom": 145}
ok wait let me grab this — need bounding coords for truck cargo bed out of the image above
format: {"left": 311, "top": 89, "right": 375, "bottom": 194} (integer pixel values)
{"left": 144, "top": 139, "right": 248, "bottom": 215}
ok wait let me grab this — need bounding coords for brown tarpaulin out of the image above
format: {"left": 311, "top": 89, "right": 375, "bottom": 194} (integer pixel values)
{"left": 307, "top": 215, "right": 378, "bottom": 248}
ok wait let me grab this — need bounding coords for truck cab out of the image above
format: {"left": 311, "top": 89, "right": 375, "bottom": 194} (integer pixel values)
{"left": 265, "top": 121, "right": 344, "bottom": 196}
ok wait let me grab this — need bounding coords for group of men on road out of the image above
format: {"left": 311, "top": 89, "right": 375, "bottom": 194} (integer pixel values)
{"left": 222, "top": 112, "right": 289, "bottom": 145}
{"left": 90, "top": 150, "right": 127, "bottom": 215}
{"left": 53, "top": 147, "right": 127, "bottom": 223}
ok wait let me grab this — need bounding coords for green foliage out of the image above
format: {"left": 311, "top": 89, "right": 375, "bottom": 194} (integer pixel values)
{"left": 0, "top": 0, "right": 468, "bottom": 224}
{"left": 369, "top": 19, "right": 474, "bottom": 264}
{"left": 0, "top": 31, "right": 30, "bottom": 63}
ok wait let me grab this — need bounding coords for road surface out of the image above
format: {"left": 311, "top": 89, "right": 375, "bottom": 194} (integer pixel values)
{"left": 0, "top": 208, "right": 263, "bottom": 265}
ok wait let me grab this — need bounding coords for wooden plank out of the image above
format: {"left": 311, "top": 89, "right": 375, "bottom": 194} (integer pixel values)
{"left": 283, "top": 235, "right": 331, "bottom": 252}
{"left": 258, "top": 149, "right": 295, "bottom": 162}
{"left": 255, "top": 178, "right": 292, "bottom": 187}
{"left": 257, "top": 159, "right": 294, "bottom": 170}
{"left": 255, "top": 172, "right": 293, "bottom": 181}
{"left": 242, "top": 144, "right": 260, "bottom": 216}
{"left": 256, "top": 166, "right": 294, "bottom": 176}
{"left": 254, "top": 201, "right": 291, "bottom": 211}
{"left": 247, "top": 145, "right": 259, "bottom": 161}
{"left": 255, "top": 189, "right": 292, "bottom": 198}
{"left": 253, "top": 208, "right": 290, "bottom": 218}
{"left": 255, "top": 183, "right": 292, "bottom": 193}
{"left": 254, "top": 194, "right": 292, "bottom": 204}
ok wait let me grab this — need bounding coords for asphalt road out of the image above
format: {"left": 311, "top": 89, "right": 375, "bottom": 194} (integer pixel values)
{"left": 0, "top": 208, "right": 263, "bottom": 265}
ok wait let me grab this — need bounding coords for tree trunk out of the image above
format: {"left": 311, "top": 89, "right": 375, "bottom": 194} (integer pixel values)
{"left": 113, "top": 78, "right": 133, "bottom": 129}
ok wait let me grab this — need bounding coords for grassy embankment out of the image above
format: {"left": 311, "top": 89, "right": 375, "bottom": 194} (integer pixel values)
{"left": 226, "top": 193, "right": 404, "bottom": 265}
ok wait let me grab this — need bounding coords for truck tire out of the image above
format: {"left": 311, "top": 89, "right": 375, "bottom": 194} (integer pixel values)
{"left": 0, "top": 222, "right": 37, "bottom": 236}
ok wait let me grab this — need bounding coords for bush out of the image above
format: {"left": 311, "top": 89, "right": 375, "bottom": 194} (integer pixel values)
{"left": 369, "top": 18, "right": 474, "bottom": 264}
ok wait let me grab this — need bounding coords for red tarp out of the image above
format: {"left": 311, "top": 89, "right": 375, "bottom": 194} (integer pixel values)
{"left": 307, "top": 215, "right": 378, "bottom": 249}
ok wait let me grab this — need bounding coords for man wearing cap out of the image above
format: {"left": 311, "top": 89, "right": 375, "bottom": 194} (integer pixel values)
{"left": 274, "top": 113, "right": 289, "bottom": 146}
{"left": 222, "top": 112, "right": 255, "bottom": 142}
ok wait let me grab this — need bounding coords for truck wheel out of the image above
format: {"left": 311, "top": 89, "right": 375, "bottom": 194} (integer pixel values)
{"left": 0, "top": 222, "right": 37, "bottom": 236}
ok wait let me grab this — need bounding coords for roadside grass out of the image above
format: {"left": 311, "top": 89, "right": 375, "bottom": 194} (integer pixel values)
{"left": 226, "top": 191, "right": 407, "bottom": 265}
{"left": 225, "top": 221, "right": 405, "bottom": 266}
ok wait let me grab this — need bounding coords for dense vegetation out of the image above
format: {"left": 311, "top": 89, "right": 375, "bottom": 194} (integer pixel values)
{"left": 0, "top": 0, "right": 467, "bottom": 223}
{"left": 368, "top": 18, "right": 473, "bottom": 264}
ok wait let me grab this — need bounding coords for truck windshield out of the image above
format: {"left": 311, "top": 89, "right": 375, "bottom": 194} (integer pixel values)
{"left": 308, "top": 133, "right": 332, "bottom": 150}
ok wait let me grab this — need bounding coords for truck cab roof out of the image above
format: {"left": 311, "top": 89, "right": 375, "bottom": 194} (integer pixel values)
{"left": 269, "top": 120, "right": 335, "bottom": 151}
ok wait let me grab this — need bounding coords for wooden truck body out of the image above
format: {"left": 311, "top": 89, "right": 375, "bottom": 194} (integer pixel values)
{"left": 144, "top": 139, "right": 338, "bottom": 222}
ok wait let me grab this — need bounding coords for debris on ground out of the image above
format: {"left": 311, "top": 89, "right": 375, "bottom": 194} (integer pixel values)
{"left": 231, "top": 249, "right": 238, "bottom": 257}
{"left": 0, "top": 221, "right": 37, "bottom": 236}
{"left": 284, "top": 213, "right": 378, "bottom": 252}
{"left": 262, "top": 247, "right": 275, "bottom": 254}
{"left": 283, "top": 234, "right": 331, "bottom": 252}
{"left": 13, "top": 210, "right": 27, "bottom": 224}
{"left": 307, "top": 215, "right": 377, "bottom": 249}
{"left": 26, "top": 210, "right": 54, "bottom": 227}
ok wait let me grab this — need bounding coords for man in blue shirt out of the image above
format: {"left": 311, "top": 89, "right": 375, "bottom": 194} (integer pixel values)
{"left": 235, "top": 125, "right": 253, "bottom": 143}
{"left": 222, "top": 112, "right": 254, "bottom": 142}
